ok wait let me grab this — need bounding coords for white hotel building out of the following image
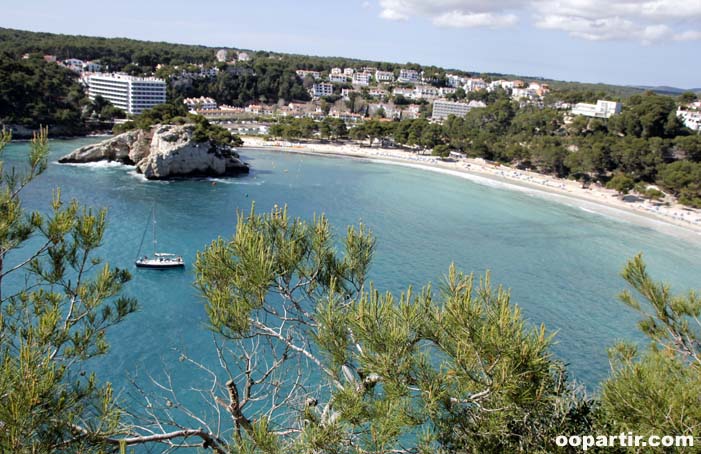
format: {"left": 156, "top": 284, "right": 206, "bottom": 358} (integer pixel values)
{"left": 86, "top": 73, "right": 167, "bottom": 115}
{"left": 432, "top": 100, "right": 484, "bottom": 121}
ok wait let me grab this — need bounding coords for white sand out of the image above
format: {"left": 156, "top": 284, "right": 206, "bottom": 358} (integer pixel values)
{"left": 241, "top": 137, "right": 701, "bottom": 241}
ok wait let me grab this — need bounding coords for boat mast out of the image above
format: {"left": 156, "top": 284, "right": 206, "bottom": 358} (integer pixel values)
{"left": 152, "top": 205, "right": 157, "bottom": 255}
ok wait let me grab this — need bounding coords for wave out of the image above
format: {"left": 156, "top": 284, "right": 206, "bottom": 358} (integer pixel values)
{"left": 56, "top": 160, "right": 132, "bottom": 170}
{"left": 207, "top": 177, "right": 263, "bottom": 186}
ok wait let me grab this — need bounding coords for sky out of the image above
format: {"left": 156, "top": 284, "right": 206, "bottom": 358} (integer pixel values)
{"left": 2, "top": 0, "right": 700, "bottom": 88}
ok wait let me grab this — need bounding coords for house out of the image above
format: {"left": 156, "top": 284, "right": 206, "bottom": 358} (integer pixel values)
{"left": 392, "top": 87, "right": 414, "bottom": 98}
{"left": 296, "top": 70, "right": 321, "bottom": 80}
{"left": 82, "top": 61, "right": 102, "bottom": 73}
{"left": 375, "top": 70, "right": 394, "bottom": 82}
{"left": 216, "top": 49, "right": 228, "bottom": 62}
{"left": 343, "top": 68, "right": 355, "bottom": 77}
{"left": 465, "top": 78, "right": 487, "bottom": 92}
{"left": 64, "top": 58, "right": 85, "bottom": 73}
{"left": 183, "top": 96, "right": 218, "bottom": 111}
{"left": 571, "top": 100, "right": 622, "bottom": 119}
{"left": 330, "top": 67, "right": 343, "bottom": 75}
{"left": 368, "top": 88, "right": 389, "bottom": 98}
{"left": 398, "top": 69, "right": 420, "bottom": 83}
{"left": 439, "top": 87, "right": 457, "bottom": 96}
{"left": 237, "top": 52, "right": 251, "bottom": 62}
{"left": 414, "top": 85, "right": 440, "bottom": 99}
{"left": 352, "top": 71, "right": 371, "bottom": 86}
{"left": 329, "top": 73, "right": 348, "bottom": 83}
{"left": 446, "top": 74, "right": 466, "bottom": 88}
{"left": 310, "top": 82, "right": 334, "bottom": 98}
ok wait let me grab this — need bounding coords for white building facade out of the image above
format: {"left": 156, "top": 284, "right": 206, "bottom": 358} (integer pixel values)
{"left": 310, "top": 82, "right": 334, "bottom": 98}
{"left": 571, "top": 100, "right": 622, "bottom": 119}
{"left": 86, "top": 73, "right": 167, "bottom": 115}
{"left": 352, "top": 72, "right": 371, "bottom": 86}
{"left": 432, "top": 100, "right": 481, "bottom": 120}
{"left": 398, "top": 69, "right": 420, "bottom": 83}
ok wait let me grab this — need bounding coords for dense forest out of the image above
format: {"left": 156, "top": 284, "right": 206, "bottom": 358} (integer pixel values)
{"left": 0, "top": 53, "right": 88, "bottom": 132}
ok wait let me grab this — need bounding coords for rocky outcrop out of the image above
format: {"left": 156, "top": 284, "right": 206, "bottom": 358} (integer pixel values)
{"left": 59, "top": 124, "right": 249, "bottom": 179}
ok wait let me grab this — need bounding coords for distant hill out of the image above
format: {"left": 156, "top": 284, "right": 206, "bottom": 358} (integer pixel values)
{"left": 631, "top": 85, "right": 701, "bottom": 96}
{"left": 0, "top": 26, "right": 687, "bottom": 99}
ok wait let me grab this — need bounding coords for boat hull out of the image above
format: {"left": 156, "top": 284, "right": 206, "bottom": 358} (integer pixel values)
{"left": 135, "top": 262, "right": 185, "bottom": 269}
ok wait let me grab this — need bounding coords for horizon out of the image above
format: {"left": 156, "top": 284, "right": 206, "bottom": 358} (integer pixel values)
{"left": 2, "top": 0, "right": 700, "bottom": 89}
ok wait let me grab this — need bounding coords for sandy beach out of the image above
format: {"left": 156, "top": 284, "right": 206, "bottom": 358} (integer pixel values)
{"left": 242, "top": 137, "right": 701, "bottom": 241}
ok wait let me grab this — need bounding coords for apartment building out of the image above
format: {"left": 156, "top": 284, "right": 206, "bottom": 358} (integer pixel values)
{"left": 86, "top": 73, "right": 166, "bottom": 115}
{"left": 375, "top": 70, "right": 394, "bottom": 82}
{"left": 432, "top": 100, "right": 482, "bottom": 120}
{"left": 310, "top": 82, "right": 334, "bottom": 98}
{"left": 398, "top": 69, "right": 420, "bottom": 83}
{"left": 352, "top": 71, "right": 372, "bottom": 86}
{"left": 571, "top": 100, "right": 622, "bottom": 119}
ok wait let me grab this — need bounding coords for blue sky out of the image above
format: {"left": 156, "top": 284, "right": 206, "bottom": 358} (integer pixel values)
{"left": 2, "top": 0, "right": 700, "bottom": 88}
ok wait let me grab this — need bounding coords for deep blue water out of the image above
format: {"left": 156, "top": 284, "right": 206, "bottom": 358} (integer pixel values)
{"left": 4, "top": 137, "right": 701, "bottom": 412}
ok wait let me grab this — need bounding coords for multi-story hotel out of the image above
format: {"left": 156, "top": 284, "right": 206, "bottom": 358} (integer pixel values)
{"left": 86, "top": 73, "right": 167, "bottom": 115}
{"left": 432, "top": 100, "right": 481, "bottom": 120}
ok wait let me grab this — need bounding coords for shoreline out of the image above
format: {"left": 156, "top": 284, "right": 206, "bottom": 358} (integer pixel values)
{"left": 241, "top": 137, "right": 701, "bottom": 243}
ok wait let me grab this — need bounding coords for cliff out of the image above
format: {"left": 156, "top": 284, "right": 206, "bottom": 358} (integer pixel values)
{"left": 59, "top": 124, "right": 249, "bottom": 179}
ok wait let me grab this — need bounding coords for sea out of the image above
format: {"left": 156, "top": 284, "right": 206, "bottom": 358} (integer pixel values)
{"left": 3, "top": 137, "right": 701, "bottom": 436}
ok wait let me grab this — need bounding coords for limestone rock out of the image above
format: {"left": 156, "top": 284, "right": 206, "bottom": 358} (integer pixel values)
{"left": 59, "top": 124, "right": 249, "bottom": 180}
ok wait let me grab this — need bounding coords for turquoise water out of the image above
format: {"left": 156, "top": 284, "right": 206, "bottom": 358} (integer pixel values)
{"left": 4, "top": 137, "right": 701, "bottom": 401}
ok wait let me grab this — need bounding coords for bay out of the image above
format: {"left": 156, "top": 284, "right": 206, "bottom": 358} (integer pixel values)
{"left": 4, "top": 137, "right": 701, "bottom": 401}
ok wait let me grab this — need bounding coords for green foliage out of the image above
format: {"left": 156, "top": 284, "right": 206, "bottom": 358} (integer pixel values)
{"left": 0, "top": 53, "right": 87, "bottom": 131}
{"left": 657, "top": 161, "right": 701, "bottom": 207}
{"left": 606, "top": 174, "right": 635, "bottom": 194}
{"left": 599, "top": 255, "right": 701, "bottom": 447}
{"left": 0, "top": 128, "right": 137, "bottom": 453}
{"left": 193, "top": 205, "right": 592, "bottom": 453}
{"left": 0, "top": 27, "right": 214, "bottom": 73}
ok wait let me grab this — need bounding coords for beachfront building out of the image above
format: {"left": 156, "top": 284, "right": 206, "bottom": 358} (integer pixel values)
{"left": 310, "top": 82, "right": 334, "bottom": 98}
{"left": 375, "top": 70, "right": 394, "bottom": 83}
{"left": 571, "top": 100, "right": 622, "bottom": 119}
{"left": 183, "top": 96, "right": 218, "bottom": 111}
{"left": 432, "top": 100, "right": 483, "bottom": 120}
{"left": 86, "top": 73, "right": 166, "bottom": 115}
{"left": 398, "top": 69, "right": 420, "bottom": 83}
{"left": 352, "top": 71, "right": 372, "bottom": 86}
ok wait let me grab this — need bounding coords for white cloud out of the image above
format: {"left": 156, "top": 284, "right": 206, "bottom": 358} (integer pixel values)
{"left": 433, "top": 11, "right": 518, "bottom": 28}
{"left": 673, "top": 30, "right": 701, "bottom": 41}
{"left": 376, "top": 0, "right": 701, "bottom": 43}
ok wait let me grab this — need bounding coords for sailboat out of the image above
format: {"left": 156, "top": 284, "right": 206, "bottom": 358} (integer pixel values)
{"left": 135, "top": 206, "right": 185, "bottom": 269}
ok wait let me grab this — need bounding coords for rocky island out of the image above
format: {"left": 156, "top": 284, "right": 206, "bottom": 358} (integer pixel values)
{"left": 59, "top": 123, "right": 249, "bottom": 179}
